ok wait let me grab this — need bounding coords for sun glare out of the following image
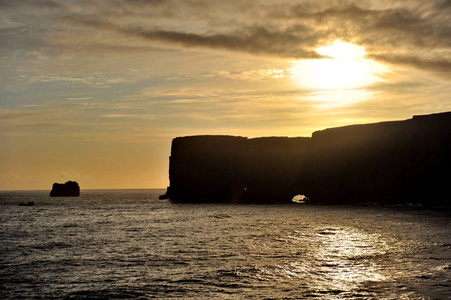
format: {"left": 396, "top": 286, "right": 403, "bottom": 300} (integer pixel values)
{"left": 315, "top": 40, "right": 366, "bottom": 60}
{"left": 289, "top": 40, "right": 388, "bottom": 101}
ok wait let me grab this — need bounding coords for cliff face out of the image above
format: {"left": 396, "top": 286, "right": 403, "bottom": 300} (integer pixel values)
{"left": 169, "top": 136, "right": 310, "bottom": 203}
{"left": 167, "top": 112, "right": 451, "bottom": 205}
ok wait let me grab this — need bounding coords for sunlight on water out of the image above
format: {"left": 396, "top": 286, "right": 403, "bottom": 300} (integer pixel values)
{"left": 291, "top": 194, "right": 309, "bottom": 203}
{"left": 1, "top": 191, "right": 450, "bottom": 299}
{"left": 256, "top": 227, "right": 388, "bottom": 292}
{"left": 310, "top": 228, "right": 388, "bottom": 290}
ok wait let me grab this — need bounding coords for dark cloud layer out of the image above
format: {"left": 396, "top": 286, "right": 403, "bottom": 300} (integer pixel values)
{"left": 66, "top": 15, "right": 323, "bottom": 59}
{"left": 370, "top": 54, "right": 451, "bottom": 76}
{"left": 1, "top": 0, "right": 450, "bottom": 76}
{"left": 277, "top": 3, "right": 451, "bottom": 48}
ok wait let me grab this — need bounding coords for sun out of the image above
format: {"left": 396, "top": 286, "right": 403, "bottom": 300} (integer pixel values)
{"left": 289, "top": 40, "right": 387, "bottom": 91}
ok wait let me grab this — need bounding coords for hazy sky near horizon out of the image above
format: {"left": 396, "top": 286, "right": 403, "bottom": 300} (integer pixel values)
{"left": 1, "top": 0, "right": 450, "bottom": 190}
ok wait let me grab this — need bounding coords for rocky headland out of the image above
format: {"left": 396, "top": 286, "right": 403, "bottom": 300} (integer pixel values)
{"left": 165, "top": 112, "right": 450, "bottom": 206}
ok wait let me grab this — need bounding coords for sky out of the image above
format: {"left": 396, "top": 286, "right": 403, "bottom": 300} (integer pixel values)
{"left": 1, "top": 0, "right": 450, "bottom": 190}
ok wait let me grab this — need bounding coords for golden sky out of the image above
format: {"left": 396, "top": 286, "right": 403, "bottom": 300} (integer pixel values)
{"left": 1, "top": 0, "right": 450, "bottom": 190}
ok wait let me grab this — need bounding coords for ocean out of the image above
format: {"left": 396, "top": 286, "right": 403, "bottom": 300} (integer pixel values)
{"left": 0, "top": 189, "right": 450, "bottom": 299}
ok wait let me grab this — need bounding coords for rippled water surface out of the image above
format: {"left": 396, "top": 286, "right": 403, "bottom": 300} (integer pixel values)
{"left": 1, "top": 189, "right": 450, "bottom": 299}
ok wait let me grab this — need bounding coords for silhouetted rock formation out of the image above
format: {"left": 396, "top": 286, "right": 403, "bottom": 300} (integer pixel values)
{"left": 159, "top": 187, "right": 171, "bottom": 200}
{"left": 19, "top": 201, "right": 35, "bottom": 206}
{"left": 166, "top": 112, "right": 451, "bottom": 206}
{"left": 50, "top": 181, "right": 80, "bottom": 197}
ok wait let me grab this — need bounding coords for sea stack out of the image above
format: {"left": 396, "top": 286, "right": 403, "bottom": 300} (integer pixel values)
{"left": 50, "top": 181, "right": 80, "bottom": 197}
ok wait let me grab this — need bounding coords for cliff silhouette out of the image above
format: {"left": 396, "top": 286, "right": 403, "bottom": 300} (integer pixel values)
{"left": 166, "top": 112, "right": 451, "bottom": 206}
{"left": 50, "top": 181, "right": 80, "bottom": 197}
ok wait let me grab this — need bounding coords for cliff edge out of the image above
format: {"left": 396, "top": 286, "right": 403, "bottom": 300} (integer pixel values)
{"left": 165, "top": 112, "right": 451, "bottom": 205}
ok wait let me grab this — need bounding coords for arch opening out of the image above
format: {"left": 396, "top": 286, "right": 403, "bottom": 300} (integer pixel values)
{"left": 292, "top": 194, "right": 309, "bottom": 204}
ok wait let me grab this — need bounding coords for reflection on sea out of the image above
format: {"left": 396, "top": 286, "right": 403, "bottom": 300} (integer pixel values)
{"left": 257, "top": 228, "right": 387, "bottom": 291}
{"left": 1, "top": 190, "right": 450, "bottom": 299}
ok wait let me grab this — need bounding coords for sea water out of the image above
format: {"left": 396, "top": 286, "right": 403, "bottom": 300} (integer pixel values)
{"left": 0, "top": 189, "right": 450, "bottom": 299}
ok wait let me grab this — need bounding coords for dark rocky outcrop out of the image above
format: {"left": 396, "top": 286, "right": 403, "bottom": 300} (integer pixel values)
{"left": 159, "top": 187, "right": 171, "bottom": 200}
{"left": 165, "top": 112, "right": 451, "bottom": 206}
{"left": 19, "top": 201, "right": 35, "bottom": 206}
{"left": 50, "top": 181, "right": 80, "bottom": 197}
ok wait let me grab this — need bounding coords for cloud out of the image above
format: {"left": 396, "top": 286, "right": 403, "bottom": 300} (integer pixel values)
{"left": 267, "top": 2, "right": 451, "bottom": 73}
{"left": 0, "top": 109, "right": 62, "bottom": 120}
{"left": 17, "top": 122, "right": 63, "bottom": 127}
{"left": 219, "top": 68, "right": 285, "bottom": 80}
{"left": 0, "top": 0, "right": 62, "bottom": 10}
{"left": 101, "top": 114, "right": 156, "bottom": 120}
{"left": 63, "top": 15, "right": 322, "bottom": 59}
{"left": 0, "top": 109, "right": 66, "bottom": 134}
{"left": 65, "top": 97, "right": 93, "bottom": 101}
{"left": 60, "top": 1, "right": 451, "bottom": 75}
{"left": 26, "top": 74, "right": 129, "bottom": 87}
{"left": 369, "top": 54, "right": 451, "bottom": 78}
{"left": 127, "top": 26, "right": 321, "bottom": 59}
{"left": 1, "top": 0, "right": 450, "bottom": 75}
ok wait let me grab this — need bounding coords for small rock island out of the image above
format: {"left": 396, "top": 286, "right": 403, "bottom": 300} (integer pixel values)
{"left": 50, "top": 181, "right": 80, "bottom": 197}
